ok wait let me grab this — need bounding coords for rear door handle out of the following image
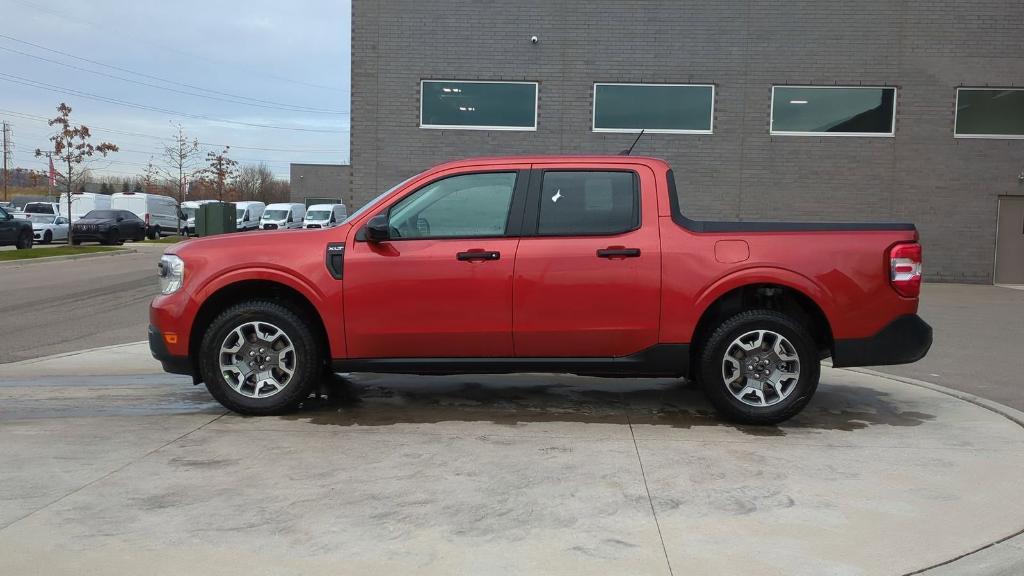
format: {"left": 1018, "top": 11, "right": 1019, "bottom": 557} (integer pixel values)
{"left": 456, "top": 250, "right": 501, "bottom": 261}
{"left": 597, "top": 248, "right": 641, "bottom": 258}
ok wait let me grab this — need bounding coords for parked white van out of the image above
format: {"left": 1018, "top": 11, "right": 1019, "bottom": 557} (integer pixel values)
{"left": 111, "top": 192, "right": 181, "bottom": 239}
{"left": 260, "top": 203, "right": 306, "bottom": 230}
{"left": 233, "top": 201, "right": 265, "bottom": 231}
{"left": 58, "top": 192, "right": 112, "bottom": 222}
{"left": 181, "top": 199, "right": 218, "bottom": 235}
{"left": 302, "top": 203, "right": 347, "bottom": 229}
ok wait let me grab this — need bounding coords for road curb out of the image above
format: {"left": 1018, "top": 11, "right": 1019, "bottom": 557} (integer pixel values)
{"left": 842, "top": 366, "right": 1024, "bottom": 428}
{"left": 0, "top": 340, "right": 148, "bottom": 367}
{"left": 0, "top": 248, "right": 135, "bottom": 268}
{"left": 839, "top": 367, "right": 1024, "bottom": 576}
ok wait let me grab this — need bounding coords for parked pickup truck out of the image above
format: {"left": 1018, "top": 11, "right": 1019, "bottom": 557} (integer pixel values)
{"left": 150, "top": 155, "right": 931, "bottom": 424}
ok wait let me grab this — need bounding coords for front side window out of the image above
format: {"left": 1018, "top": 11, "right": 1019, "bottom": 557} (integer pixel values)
{"left": 593, "top": 83, "right": 714, "bottom": 133}
{"left": 771, "top": 86, "right": 896, "bottom": 136}
{"left": 420, "top": 81, "right": 537, "bottom": 130}
{"left": 955, "top": 88, "right": 1024, "bottom": 138}
{"left": 388, "top": 172, "right": 517, "bottom": 239}
{"left": 536, "top": 171, "right": 638, "bottom": 236}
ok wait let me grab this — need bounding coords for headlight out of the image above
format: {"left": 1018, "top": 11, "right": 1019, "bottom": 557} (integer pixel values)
{"left": 158, "top": 254, "right": 185, "bottom": 295}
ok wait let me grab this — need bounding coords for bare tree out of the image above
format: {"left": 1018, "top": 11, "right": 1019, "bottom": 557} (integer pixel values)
{"left": 142, "top": 156, "right": 161, "bottom": 192}
{"left": 202, "top": 146, "right": 238, "bottom": 202}
{"left": 35, "top": 103, "right": 118, "bottom": 244}
{"left": 160, "top": 123, "right": 202, "bottom": 205}
{"left": 236, "top": 163, "right": 275, "bottom": 202}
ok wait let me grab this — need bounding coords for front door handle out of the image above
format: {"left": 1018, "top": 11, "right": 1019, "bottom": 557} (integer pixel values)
{"left": 456, "top": 250, "right": 501, "bottom": 261}
{"left": 597, "top": 247, "right": 641, "bottom": 258}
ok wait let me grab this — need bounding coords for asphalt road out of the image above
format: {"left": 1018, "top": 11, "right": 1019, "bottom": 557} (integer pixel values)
{"left": 1, "top": 250, "right": 1021, "bottom": 410}
{"left": 874, "top": 283, "right": 1024, "bottom": 411}
{"left": 0, "top": 249, "right": 160, "bottom": 363}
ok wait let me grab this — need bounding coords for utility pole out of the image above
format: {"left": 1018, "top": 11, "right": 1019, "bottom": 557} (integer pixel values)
{"left": 2, "top": 122, "right": 11, "bottom": 202}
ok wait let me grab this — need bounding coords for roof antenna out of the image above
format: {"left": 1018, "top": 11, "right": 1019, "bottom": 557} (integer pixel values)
{"left": 620, "top": 129, "right": 646, "bottom": 155}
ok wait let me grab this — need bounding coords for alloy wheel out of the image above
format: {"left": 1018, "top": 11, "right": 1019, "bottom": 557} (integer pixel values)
{"left": 721, "top": 329, "right": 801, "bottom": 407}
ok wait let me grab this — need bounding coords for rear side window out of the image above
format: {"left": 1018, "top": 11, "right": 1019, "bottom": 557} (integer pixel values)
{"left": 536, "top": 171, "right": 638, "bottom": 236}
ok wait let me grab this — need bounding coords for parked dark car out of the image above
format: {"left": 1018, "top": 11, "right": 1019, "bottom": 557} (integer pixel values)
{"left": 72, "top": 209, "right": 146, "bottom": 245}
{"left": 0, "top": 205, "right": 34, "bottom": 249}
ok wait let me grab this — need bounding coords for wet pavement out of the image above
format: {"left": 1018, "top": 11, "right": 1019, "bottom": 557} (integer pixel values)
{"left": 1, "top": 366, "right": 1023, "bottom": 575}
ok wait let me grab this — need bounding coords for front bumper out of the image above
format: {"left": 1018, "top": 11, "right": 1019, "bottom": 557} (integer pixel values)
{"left": 831, "top": 314, "right": 933, "bottom": 368}
{"left": 148, "top": 324, "right": 194, "bottom": 377}
{"left": 72, "top": 229, "right": 114, "bottom": 242}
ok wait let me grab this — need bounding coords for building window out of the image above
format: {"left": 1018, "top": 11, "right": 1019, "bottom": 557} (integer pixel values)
{"left": 536, "top": 171, "right": 639, "bottom": 236}
{"left": 420, "top": 80, "right": 537, "bottom": 131}
{"left": 955, "top": 88, "right": 1024, "bottom": 139}
{"left": 592, "top": 83, "right": 714, "bottom": 133}
{"left": 770, "top": 86, "right": 897, "bottom": 136}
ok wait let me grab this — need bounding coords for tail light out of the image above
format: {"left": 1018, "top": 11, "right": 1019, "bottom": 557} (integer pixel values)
{"left": 889, "top": 243, "right": 922, "bottom": 298}
{"left": 145, "top": 213, "right": 150, "bottom": 225}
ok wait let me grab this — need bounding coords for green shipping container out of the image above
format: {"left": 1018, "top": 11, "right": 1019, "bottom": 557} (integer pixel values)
{"left": 196, "top": 202, "right": 237, "bottom": 236}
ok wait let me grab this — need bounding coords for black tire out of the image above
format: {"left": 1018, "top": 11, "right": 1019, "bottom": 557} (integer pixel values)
{"left": 698, "top": 309, "right": 820, "bottom": 425}
{"left": 15, "top": 230, "right": 33, "bottom": 250}
{"left": 71, "top": 238, "right": 81, "bottom": 246}
{"left": 103, "top": 229, "right": 120, "bottom": 245}
{"left": 148, "top": 225, "right": 160, "bottom": 240}
{"left": 199, "top": 300, "right": 322, "bottom": 415}
{"left": 42, "top": 231, "right": 52, "bottom": 245}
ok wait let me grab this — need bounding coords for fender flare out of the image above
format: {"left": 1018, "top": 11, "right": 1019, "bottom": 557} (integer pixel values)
{"left": 691, "top": 266, "right": 838, "bottom": 335}
{"left": 194, "top": 267, "right": 327, "bottom": 308}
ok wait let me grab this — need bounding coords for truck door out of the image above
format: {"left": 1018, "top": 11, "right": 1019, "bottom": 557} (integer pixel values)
{"left": 0, "top": 207, "right": 15, "bottom": 243}
{"left": 513, "top": 166, "right": 662, "bottom": 357}
{"left": 343, "top": 166, "right": 530, "bottom": 358}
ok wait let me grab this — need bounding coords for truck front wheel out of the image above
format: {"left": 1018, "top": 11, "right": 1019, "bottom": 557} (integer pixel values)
{"left": 199, "top": 300, "right": 322, "bottom": 415}
{"left": 698, "top": 309, "right": 819, "bottom": 425}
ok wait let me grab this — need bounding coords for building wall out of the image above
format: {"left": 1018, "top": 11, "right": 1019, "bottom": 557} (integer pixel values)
{"left": 289, "top": 164, "right": 352, "bottom": 206}
{"left": 351, "top": 0, "right": 1024, "bottom": 283}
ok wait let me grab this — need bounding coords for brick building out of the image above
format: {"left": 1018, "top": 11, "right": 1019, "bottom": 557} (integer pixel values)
{"left": 345, "top": 0, "right": 1024, "bottom": 283}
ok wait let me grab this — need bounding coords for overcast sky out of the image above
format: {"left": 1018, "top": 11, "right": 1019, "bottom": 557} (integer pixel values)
{"left": 0, "top": 0, "right": 350, "bottom": 179}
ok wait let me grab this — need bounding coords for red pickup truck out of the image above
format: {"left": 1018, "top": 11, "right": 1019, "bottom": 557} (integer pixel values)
{"left": 150, "top": 156, "right": 931, "bottom": 424}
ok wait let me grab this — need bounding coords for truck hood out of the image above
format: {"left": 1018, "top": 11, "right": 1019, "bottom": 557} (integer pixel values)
{"left": 167, "top": 224, "right": 352, "bottom": 260}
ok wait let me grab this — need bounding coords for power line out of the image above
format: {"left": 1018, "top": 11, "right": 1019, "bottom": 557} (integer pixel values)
{"left": 9, "top": 0, "right": 346, "bottom": 94}
{"left": 0, "top": 73, "right": 348, "bottom": 133}
{"left": 0, "top": 107, "right": 348, "bottom": 153}
{"left": 0, "top": 45, "right": 348, "bottom": 116}
{"left": 0, "top": 35, "right": 348, "bottom": 114}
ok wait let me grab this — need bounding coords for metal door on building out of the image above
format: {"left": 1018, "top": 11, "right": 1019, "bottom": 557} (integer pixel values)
{"left": 995, "top": 196, "right": 1024, "bottom": 284}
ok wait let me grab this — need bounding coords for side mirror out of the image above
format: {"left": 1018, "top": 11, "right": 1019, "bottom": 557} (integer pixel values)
{"left": 364, "top": 214, "right": 390, "bottom": 242}
{"left": 3, "top": 212, "right": 11, "bottom": 221}
{"left": 116, "top": 216, "right": 124, "bottom": 222}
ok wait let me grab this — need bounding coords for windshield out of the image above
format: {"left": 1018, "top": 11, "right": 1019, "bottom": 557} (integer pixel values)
{"left": 25, "top": 204, "right": 55, "bottom": 214}
{"left": 84, "top": 210, "right": 118, "bottom": 219}
{"left": 27, "top": 214, "right": 55, "bottom": 224}
{"left": 235, "top": 208, "right": 245, "bottom": 219}
{"left": 305, "top": 210, "right": 331, "bottom": 220}
{"left": 263, "top": 209, "right": 289, "bottom": 220}
{"left": 343, "top": 173, "right": 421, "bottom": 224}
{"left": 182, "top": 206, "right": 197, "bottom": 219}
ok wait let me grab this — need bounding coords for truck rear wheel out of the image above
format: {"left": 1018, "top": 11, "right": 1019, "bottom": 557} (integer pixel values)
{"left": 698, "top": 309, "right": 819, "bottom": 425}
{"left": 199, "top": 300, "right": 322, "bottom": 415}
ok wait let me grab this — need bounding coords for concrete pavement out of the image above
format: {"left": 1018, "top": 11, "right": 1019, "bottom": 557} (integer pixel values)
{"left": 1, "top": 345, "right": 1022, "bottom": 575}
